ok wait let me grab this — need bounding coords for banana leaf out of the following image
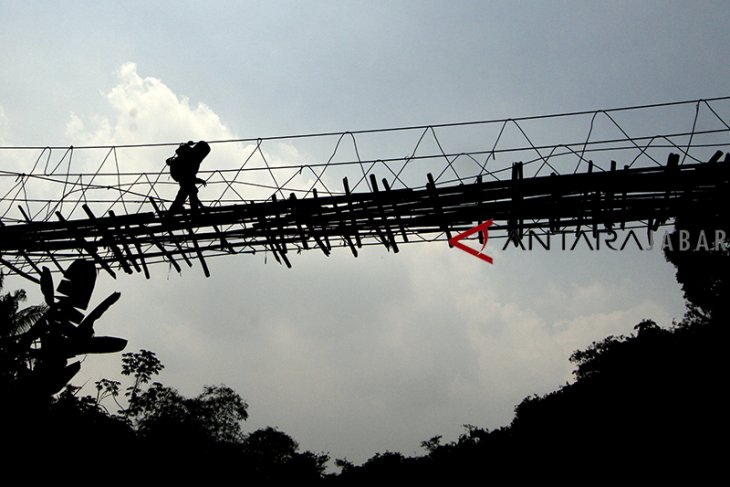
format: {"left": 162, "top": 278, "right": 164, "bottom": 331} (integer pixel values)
{"left": 78, "top": 292, "right": 121, "bottom": 337}
{"left": 66, "top": 336, "right": 128, "bottom": 356}
{"left": 55, "top": 260, "right": 96, "bottom": 310}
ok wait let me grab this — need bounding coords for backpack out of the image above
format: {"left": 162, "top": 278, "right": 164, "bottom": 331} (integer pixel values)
{"left": 166, "top": 141, "right": 210, "bottom": 182}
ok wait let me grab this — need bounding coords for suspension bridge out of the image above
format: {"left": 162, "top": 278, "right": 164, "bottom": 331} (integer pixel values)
{"left": 1, "top": 97, "right": 729, "bottom": 282}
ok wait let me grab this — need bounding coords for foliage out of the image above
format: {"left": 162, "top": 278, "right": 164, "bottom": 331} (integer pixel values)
{"left": 568, "top": 319, "right": 665, "bottom": 382}
{"left": 0, "top": 274, "right": 41, "bottom": 346}
{"left": 129, "top": 382, "right": 249, "bottom": 444}
{"left": 95, "top": 349, "right": 328, "bottom": 484}
{"left": 245, "top": 425, "right": 302, "bottom": 463}
{"left": 121, "top": 349, "right": 164, "bottom": 385}
{"left": 664, "top": 212, "right": 730, "bottom": 319}
{"left": 0, "top": 274, "right": 47, "bottom": 337}
{"left": 119, "top": 348, "right": 164, "bottom": 417}
{"left": 334, "top": 457, "right": 355, "bottom": 474}
{"left": 1, "top": 260, "right": 126, "bottom": 413}
{"left": 0, "top": 276, "right": 46, "bottom": 409}
{"left": 94, "top": 378, "right": 122, "bottom": 413}
{"left": 102, "top": 349, "right": 249, "bottom": 447}
{"left": 420, "top": 435, "right": 442, "bottom": 453}
{"left": 331, "top": 311, "right": 725, "bottom": 485}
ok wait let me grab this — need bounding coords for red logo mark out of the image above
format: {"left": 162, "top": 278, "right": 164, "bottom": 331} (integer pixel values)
{"left": 449, "top": 219, "right": 494, "bottom": 264}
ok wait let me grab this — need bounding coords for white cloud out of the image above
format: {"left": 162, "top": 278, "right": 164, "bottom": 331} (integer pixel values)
{"left": 66, "top": 62, "right": 234, "bottom": 146}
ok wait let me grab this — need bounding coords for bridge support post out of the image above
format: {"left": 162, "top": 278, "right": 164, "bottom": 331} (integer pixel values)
{"left": 507, "top": 162, "right": 524, "bottom": 245}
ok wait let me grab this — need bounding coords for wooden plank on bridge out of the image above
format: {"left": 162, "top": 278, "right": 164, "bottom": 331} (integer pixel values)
{"left": 312, "top": 189, "right": 332, "bottom": 252}
{"left": 302, "top": 189, "right": 330, "bottom": 257}
{"left": 472, "top": 175, "right": 486, "bottom": 243}
{"left": 0, "top": 217, "right": 42, "bottom": 278}
{"left": 148, "top": 198, "right": 194, "bottom": 269}
{"left": 16, "top": 206, "right": 65, "bottom": 273}
{"left": 82, "top": 205, "right": 133, "bottom": 275}
{"left": 332, "top": 200, "right": 358, "bottom": 257}
{"left": 620, "top": 164, "right": 629, "bottom": 230}
{"left": 508, "top": 162, "right": 524, "bottom": 243}
{"left": 604, "top": 160, "right": 617, "bottom": 231}
{"left": 0, "top": 256, "right": 40, "bottom": 284}
{"left": 182, "top": 212, "right": 211, "bottom": 277}
{"left": 369, "top": 174, "right": 398, "bottom": 253}
{"left": 55, "top": 212, "right": 116, "bottom": 279}
{"left": 382, "top": 178, "right": 409, "bottom": 243}
{"left": 270, "top": 194, "right": 292, "bottom": 264}
{"left": 343, "top": 178, "right": 362, "bottom": 249}
{"left": 138, "top": 221, "right": 181, "bottom": 274}
{"left": 288, "top": 193, "right": 310, "bottom": 250}
{"left": 256, "top": 211, "right": 291, "bottom": 268}
{"left": 107, "top": 210, "right": 146, "bottom": 278}
{"left": 427, "top": 173, "right": 453, "bottom": 246}
{"left": 655, "top": 153, "right": 681, "bottom": 231}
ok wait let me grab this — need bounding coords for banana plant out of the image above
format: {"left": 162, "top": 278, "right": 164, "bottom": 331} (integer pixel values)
{"left": 21, "top": 259, "right": 127, "bottom": 396}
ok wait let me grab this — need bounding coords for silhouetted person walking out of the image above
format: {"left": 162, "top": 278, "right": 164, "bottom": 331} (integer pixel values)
{"left": 167, "top": 140, "right": 210, "bottom": 212}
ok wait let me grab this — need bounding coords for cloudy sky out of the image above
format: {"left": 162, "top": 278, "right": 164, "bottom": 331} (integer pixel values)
{"left": 2, "top": 0, "right": 730, "bottom": 466}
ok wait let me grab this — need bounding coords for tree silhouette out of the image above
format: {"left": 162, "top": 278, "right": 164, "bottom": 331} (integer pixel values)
{"left": 1, "top": 260, "right": 127, "bottom": 410}
{"left": 241, "top": 426, "right": 329, "bottom": 483}
{"left": 0, "top": 274, "right": 46, "bottom": 401}
{"left": 0, "top": 275, "right": 47, "bottom": 336}
{"left": 91, "top": 349, "right": 329, "bottom": 485}
{"left": 329, "top": 311, "right": 725, "bottom": 485}
{"left": 664, "top": 211, "right": 729, "bottom": 320}
{"left": 2, "top": 262, "right": 132, "bottom": 485}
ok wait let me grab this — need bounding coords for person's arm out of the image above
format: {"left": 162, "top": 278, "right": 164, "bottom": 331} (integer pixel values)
{"left": 195, "top": 177, "right": 207, "bottom": 186}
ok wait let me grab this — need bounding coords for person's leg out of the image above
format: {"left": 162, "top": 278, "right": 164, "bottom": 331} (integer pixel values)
{"left": 189, "top": 186, "right": 203, "bottom": 210}
{"left": 169, "top": 187, "right": 188, "bottom": 212}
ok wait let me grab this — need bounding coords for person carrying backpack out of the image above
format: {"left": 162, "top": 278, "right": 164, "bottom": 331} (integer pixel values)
{"left": 166, "top": 140, "right": 210, "bottom": 212}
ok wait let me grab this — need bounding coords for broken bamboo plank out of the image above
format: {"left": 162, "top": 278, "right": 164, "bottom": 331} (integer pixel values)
{"left": 270, "top": 194, "right": 291, "bottom": 260}
{"left": 509, "top": 162, "right": 524, "bottom": 242}
{"left": 55, "top": 212, "right": 116, "bottom": 279}
{"left": 1, "top": 217, "right": 42, "bottom": 277}
{"left": 602, "top": 160, "right": 617, "bottom": 231}
{"left": 0, "top": 256, "right": 40, "bottom": 284}
{"left": 182, "top": 211, "right": 212, "bottom": 277}
{"left": 256, "top": 213, "right": 290, "bottom": 267}
{"left": 427, "top": 173, "right": 453, "bottom": 247}
{"left": 0, "top": 219, "right": 44, "bottom": 281}
{"left": 82, "top": 205, "right": 133, "bottom": 275}
{"left": 382, "top": 178, "right": 409, "bottom": 244}
{"left": 138, "top": 221, "right": 180, "bottom": 274}
{"left": 16, "top": 206, "right": 65, "bottom": 273}
{"left": 343, "top": 177, "right": 362, "bottom": 249}
{"left": 107, "top": 210, "right": 145, "bottom": 277}
{"left": 148, "top": 198, "right": 194, "bottom": 268}
{"left": 332, "top": 200, "right": 358, "bottom": 257}
{"left": 369, "top": 174, "right": 398, "bottom": 253}
{"left": 301, "top": 192, "right": 330, "bottom": 257}
{"left": 289, "top": 193, "right": 310, "bottom": 250}
{"left": 312, "top": 189, "right": 331, "bottom": 252}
